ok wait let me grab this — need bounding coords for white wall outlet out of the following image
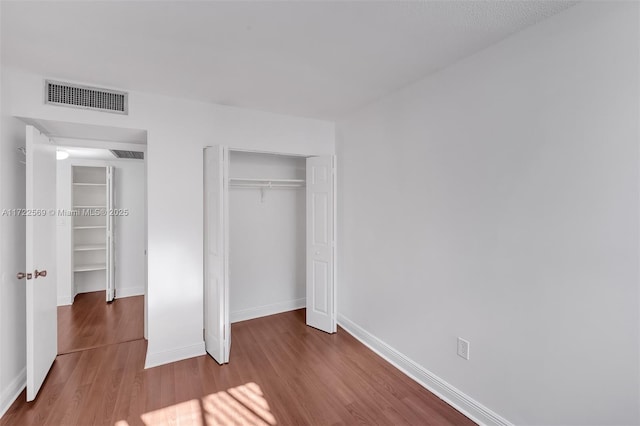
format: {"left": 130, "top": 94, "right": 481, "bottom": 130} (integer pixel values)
{"left": 457, "top": 337, "right": 470, "bottom": 360}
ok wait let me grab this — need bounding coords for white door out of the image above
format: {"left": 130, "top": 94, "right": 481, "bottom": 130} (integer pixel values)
{"left": 306, "top": 156, "right": 336, "bottom": 333}
{"left": 106, "top": 166, "right": 115, "bottom": 302}
{"left": 25, "top": 125, "right": 58, "bottom": 401}
{"left": 203, "top": 146, "right": 230, "bottom": 364}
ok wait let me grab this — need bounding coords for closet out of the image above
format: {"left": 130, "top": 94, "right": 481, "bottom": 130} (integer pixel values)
{"left": 204, "top": 146, "right": 336, "bottom": 365}
{"left": 229, "top": 151, "right": 306, "bottom": 322}
{"left": 57, "top": 155, "right": 146, "bottom": 308}
{"left": 71, "top": 165, "right": 115, "bottom": 302}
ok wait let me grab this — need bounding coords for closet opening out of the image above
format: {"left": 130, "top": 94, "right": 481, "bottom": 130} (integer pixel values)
{"left": 204, "top": 147, "right": 336, "bottom": 365}
{"left": 229, "top": 151, "right": 306, "bottom": 323}
{"left": 55, "top": 145, "right": 146, "bottom": 355}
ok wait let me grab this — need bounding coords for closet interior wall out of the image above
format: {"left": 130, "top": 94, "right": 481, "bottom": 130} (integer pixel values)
{"left": 229, "top": 151, "right": 306, "bottom": 322}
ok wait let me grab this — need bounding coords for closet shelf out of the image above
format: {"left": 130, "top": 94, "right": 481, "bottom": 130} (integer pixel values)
{"left": 73, "top": 183, "right": 106, "bottom": 187}
{"left": 74, "top": 263, "right": 107, "bottom": 272}
{"left": 229, "top": 177, "right": 305, "bottom": 188}
{"left": 74, "top": 244, "right": 106, "bottom": 252}
{"left": 73, "top": 205, "right": 107, "bottom": 209}
{"left": 74, "top": 225, "right": 107, "bottom": 230}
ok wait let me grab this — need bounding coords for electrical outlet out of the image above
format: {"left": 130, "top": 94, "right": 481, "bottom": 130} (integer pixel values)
{"left": 457, "top": 337, "right": 470, "bottom": 360}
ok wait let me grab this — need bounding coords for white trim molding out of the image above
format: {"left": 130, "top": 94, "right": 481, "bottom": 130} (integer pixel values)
{"left": 144, "top": 342, "right": 205, "bottom": 369}
{"left": 337, "top": 314, "right": 513, "bottom": 426}
{"left": 0, "top": 367, "right": 26, "bottom": 418}
{"left": 230, "top": 298, "right": 305, "bottom": 324}
{"left": 57, "top": 296, "right": 73, "bottom": 306}
{"left": 115, "top": 286, "right": 145, "bottom": 299}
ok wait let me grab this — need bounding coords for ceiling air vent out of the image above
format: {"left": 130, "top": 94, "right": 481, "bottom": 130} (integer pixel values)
{"left": 110, "top": 150, "right": 144, "bottom": 160}
{"left": 45, "top": 80, "right": 128, "bottom": 114}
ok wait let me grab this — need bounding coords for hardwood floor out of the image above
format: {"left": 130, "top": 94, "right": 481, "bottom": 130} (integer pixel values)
{"left": 3, "top": 309, "right": 475, "bottom": 426}
{"left": 58, "top": 291, "right": 144, "bottom": 354}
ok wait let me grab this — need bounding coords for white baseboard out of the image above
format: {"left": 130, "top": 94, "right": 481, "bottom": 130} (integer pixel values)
{"left": 0, "top": 367, "right": 25, "bottom": 419}
{"left": 231, "top": 298, "right": 305, "bottom": 323}
{"left": 144, "top": 341, "right": 206, "bottom": 369}
{"left": 116, "top": 286, "right": 145, "bottom": 299}
{"left": 337, "top": 314, "right": 513, "bottom": 426}
{"left": 57, "top": 296, "right": 73, "bottom": 306}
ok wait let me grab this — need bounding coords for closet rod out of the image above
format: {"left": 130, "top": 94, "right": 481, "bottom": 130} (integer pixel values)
{"left": 230, "top": 183, "right": 304, "bottom": 189}
{"left": 229, "top": 177, "right": 305, "bottom": 184}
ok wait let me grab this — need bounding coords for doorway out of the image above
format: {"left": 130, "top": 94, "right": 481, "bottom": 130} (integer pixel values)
{"left": 54, "top": 145, "right": 146, "bottom": 354}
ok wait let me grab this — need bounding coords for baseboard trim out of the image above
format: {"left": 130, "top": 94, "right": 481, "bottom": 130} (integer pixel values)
{"left": 57, "top": 296, "right": 73, "bottom": 306}
{"left": 337, "top": 314, "right": 513, "bottom": 426}
{"left": 145, "top": 341, "right": 206, "bottom": 369}
{"left": 231, "top": 298, "right": 306, "bottom": 323}
{"left": 116, "top": 286, "right": 145, "bottom": 299}
{"left": 0, "top": 367, "right": 25, "bottom": 419}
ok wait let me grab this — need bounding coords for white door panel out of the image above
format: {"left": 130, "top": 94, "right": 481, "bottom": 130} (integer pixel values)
{"left": 306, "top": 156, "right": 336, "bottom": 333}
{"left": 25, "top": 125, "right": 58, "bottom": 401}
{"left": 204, "top": 146, "right": 230, "bottom": 364}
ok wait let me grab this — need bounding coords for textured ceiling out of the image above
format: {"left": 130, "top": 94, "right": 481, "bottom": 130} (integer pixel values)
{"left": 1, "top": 1, "right": 577, "bottom": 120}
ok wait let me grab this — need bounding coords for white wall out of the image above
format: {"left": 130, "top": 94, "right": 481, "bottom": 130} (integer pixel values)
{"left": 336, "top": 2, "right": 639, "bottom": 425}
{"left": 56, "top": 157, "right": 146, "bottom": 303}
{"left": 0, "top": 71, "right": 27, "bottom": 416}
{"left": 0, "top": 67, "right": 335, "bottom": 374}
{"left": 229, "top": 151, "right": 306, "bottom": 322}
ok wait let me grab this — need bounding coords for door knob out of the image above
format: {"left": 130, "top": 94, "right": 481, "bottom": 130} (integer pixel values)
{"left": 17, "top": 272, "right": 33, "bottom": 280}
{"left": 34, "top": 269, "right": 47, "bottom": 278}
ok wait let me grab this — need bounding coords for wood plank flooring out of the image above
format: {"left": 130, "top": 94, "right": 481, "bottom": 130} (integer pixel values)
{"left": 3, "top": 309, "right": 475, "bottom": 426}
{"left": 58, "top": 291, "right": 144, "bottom": 354}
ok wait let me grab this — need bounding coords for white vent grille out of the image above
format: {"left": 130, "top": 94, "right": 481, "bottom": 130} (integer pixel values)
{"left": 111, "top": 150, "right": 144, "bottom": 160}
{"left": 45, "top": 80, "right": 128, "bottom": 114}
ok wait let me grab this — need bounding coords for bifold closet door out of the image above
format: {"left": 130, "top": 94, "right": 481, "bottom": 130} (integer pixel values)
{"left": 204, "top": 146, "right": 230, "bottom": 364}
{"left": 106, "top": 166, "right": 115, "bottom": 302}
{"left": 306, "top": 156, "right": 336, "bottom": 334}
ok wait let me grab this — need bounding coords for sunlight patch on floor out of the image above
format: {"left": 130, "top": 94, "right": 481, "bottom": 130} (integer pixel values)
{"left": 203, "top": 382, "right": 276, "bottom": 426}
{"left": 123, "top": 382, "right": 277, "bottom": 426}
{"left": 141, "top": 399, "right": 205, "bottom": 426}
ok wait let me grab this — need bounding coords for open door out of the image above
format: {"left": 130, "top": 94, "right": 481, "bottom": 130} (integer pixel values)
{"left": 203, "top": 146, "right": 230, "bottom": 364}
{"left": 306, "top": 156, "right": 336, "bottom": 333}
{"left": 106, "top": 166, "right": 115, "bottom": 302}
{"left": 24, "top": 125, "right": 58, "bottom": 401}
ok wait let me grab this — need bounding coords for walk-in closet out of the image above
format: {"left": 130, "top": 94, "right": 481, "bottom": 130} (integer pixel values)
{"left": 56, "top": 148, "right": 147, "bottom": 308}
